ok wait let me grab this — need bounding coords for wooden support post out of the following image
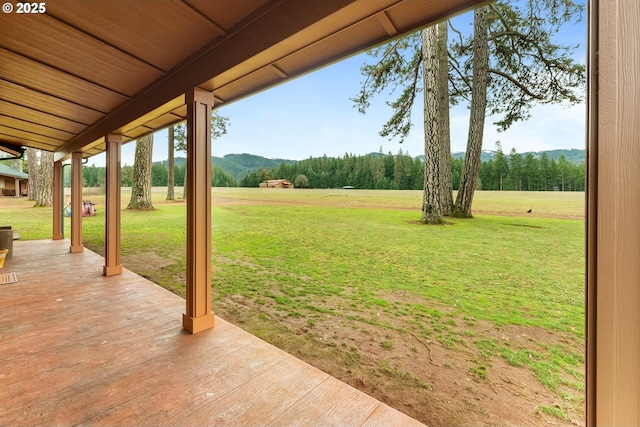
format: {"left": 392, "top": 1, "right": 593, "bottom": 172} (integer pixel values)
{"left": 52, "top": 161, "right": 63, "bottom": 240}
{"left": 69, "top": 152, "right": 83, "bottom": 253}
{"left": 587, "top": 1, "right": 640, "bottom": 425}
{"left": 183, "top": 88, "right": 215, "bottom": 334}
{"left": 103, "top": 135, "right": 122, "bottom": 276}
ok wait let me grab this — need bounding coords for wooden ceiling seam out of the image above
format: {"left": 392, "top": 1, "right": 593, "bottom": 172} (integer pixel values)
{"left": 44, "top": 11, "right": 168, "bottom": 75}
{"left": 270, "top": 64, "right": 288, "bottom": 79}
{"left": 166, "top": 112, "right": 185, "bottom": 121}
{"left": 0, "top": 106, "right": 88, "bottom": 140}
{"left": 0, "top": 48, "right": 130, "bottom": 114}
{"left": 156, "top": 0, "right": 290, "bottom": 85}
{"left": 113, "top": 95, "right": 185, "bottom": 135}
{"left": 0, "top": 46, "right": 133, "bottom": 100}
{"left": 0, "top": 120, "right": 74, "bottom": 142}
{"left": 0, "top": 131, "right": 65, "bottom": 148}
{"left": 0, "top": 99, "right": 95, "bottom": 128}
{"left": 0, "top": 78, "right": 110, "bottom": 117}
{"left": 178, "top": 0, "right": 228, "bottom": 37}
{"left": 1, "top": 13, "right": 167, "bottom": 95}
{"left": 376, "top": 11, "right": 399, "bottom": 36}
{"left": 0, "top": 112, "right": 80, "bottom": 135}
{"left": 0, "top": 131, "right": 59, "bottom": 150}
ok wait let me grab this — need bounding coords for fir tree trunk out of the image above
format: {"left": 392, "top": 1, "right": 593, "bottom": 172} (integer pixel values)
{"left": 453, "top": 6, "right": 489, "bottom": 218}
{"left": 420, "top": 26, "right": 444, "bottom": 224}
{"left": 166, "top": 126, "right": 175, "bottom": 201}
{"left": 33, "top": 150, "right": 53, "bottom": 207}
{"left": 182, "top": 167, "right": 187, "bottom": 200}
{"left": 436, "top": 21, "right": 453, "bottom": 216}
{"left": 127, "top": 134, "right": 154, "bottom": 210}
{"left": 27, "top": 147, "right": 37, "bottom": 201}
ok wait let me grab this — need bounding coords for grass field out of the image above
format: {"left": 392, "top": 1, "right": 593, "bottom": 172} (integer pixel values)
{"left": 0, "top": 188, "right": 586, "bottom": 426}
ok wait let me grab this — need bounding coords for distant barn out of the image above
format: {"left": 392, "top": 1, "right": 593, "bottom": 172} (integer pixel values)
{"left": 259, "top": 179, "right": 294, "bottom": 189}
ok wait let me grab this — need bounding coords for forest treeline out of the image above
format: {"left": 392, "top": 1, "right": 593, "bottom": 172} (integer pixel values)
{"left": 240, "top": 149, "right": 585, "bottom": 191}
{"left": 74, "top": 148, "right": 584, "bottom": 192}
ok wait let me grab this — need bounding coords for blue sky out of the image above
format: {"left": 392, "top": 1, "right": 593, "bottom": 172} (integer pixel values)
{"left": 92, "top": 4, "right": 587, "bottom": 167}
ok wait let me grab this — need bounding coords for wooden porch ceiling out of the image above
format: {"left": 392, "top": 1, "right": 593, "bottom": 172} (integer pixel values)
{"left": 0, "top": 240, "right": 425, "bottom": 426}
{"left": 0, "top": 0, "right": 483, "bottom": 161}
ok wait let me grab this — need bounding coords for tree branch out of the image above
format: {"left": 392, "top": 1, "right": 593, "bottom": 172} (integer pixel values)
{"left": 448, "top": 52, "right": 473, "bottom": 93}
{"left": 487, "top": 68, "right": 545, "bottom": 100}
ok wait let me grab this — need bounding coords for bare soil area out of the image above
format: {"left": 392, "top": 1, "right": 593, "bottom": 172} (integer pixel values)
{"left": 214, "top": 293, "right": 584, "bottom": 427}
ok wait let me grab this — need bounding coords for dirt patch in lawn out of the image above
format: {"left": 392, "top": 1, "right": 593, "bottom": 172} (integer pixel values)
{"left": 215, "top": 293, "right": 585, "bottom": 427}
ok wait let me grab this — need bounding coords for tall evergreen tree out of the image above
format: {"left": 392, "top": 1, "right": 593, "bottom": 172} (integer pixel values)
{"left": 493, "top": 142, "right": 509, "bottom": 191}
{"left": 166, "top": 125, "right": 175, "bottom": 200}
{"left": 127, "top": 134, "right": 154, "bottom": 210}
{"left": 508, "top": 148, "right": 523, "bottom": 191}
{"left": 436, "top": 22, "right": 453, "bottom": 214}
{"left": 420, "top": 24, "right": 444, "bottom": 224}
{"left": 26, "top": 147, "right": 37, "bottom": 201}
{"left": 453, "top": 6, "right": 489, "bottom": 215}
{"left": 34, "top": 150, "right": 53, "bottom": 207}
{"left": 354, "top": 0, "right": 585, "bottom": 218}
{"left": 523, "top": 152, "right": 538, "bottom": 190}
{"left": 451, "top": 0, "right": 584, "bottom": 215}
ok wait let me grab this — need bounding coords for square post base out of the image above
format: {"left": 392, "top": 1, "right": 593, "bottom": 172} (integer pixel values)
{"left": 103, "top": 264, "right": 123, "bottom": 276}
{"left": 183, "top": 313, "right": 215, "bottom": 334}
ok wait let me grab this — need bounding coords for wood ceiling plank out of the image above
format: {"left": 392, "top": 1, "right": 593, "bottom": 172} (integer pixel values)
{"left": 0, "top": 14, "right": 163, "bottom": 96}
{"left": 114, "top": 96, "right": 185, "bottom": 134}
{"left": 184, "top": 0, "right": 268, "bottom": 31}
{"left": 0, "top": 101, "right": 88, "bottom": 135}
{"left": 123, "top": 126, "right": 155, "bottom": 139}
{"left": 0, "top": 48, "right": 127, "bottom": 113}
{"left": 0, "top": 115, "right": 76, "bottom": 141}
{"left": 170, "top": 105, "right": 188, "bottom": 119}
{"left": 376, "top": 11, "right": 398, "bottom": 36}
{"left": 0, "top": 128, "right": 61, "bottom": 150}
{"left": 0, "top": 80, "right": 104, "bottom": 125}
{"left": 276, "top": 18, "right": 386, "bottom": 73}
{"left": 47, "top": 0, "right": 223, "bottom": 72}
{"left": 143, "top": 113, "right": 184, "bottom": 130}
{"left": 385, "top": 0, "right": 474, "bottom": 32}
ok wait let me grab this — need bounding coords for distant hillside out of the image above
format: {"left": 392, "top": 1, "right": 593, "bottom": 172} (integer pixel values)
{"left": 153, "top": 149, "right": 585, "bottom": 179}
{"left": 154, "top": 153, "right": 297, "bottom": 178}
{"left": 213, "top": 153, "right": 297, "bottom": 178}
{"left": 449, "top": 148, "right": 585, "bottom": 164}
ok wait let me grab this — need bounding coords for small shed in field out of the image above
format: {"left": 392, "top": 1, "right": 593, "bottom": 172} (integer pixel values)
{"left": 0, "top": 164, "right": 28, "bottom": 197}
{"left": 259, "top": 179, "right": 294, "bottom": 189}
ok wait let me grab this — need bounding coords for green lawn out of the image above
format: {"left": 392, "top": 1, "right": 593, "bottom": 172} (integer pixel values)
{"left": 1, "top": 188, "right": 585, "bottom": 423}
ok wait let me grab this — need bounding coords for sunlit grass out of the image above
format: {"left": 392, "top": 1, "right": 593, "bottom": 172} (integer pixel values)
{"left": 0, "top": 187, "right": 585, "bottom": 418}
